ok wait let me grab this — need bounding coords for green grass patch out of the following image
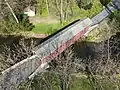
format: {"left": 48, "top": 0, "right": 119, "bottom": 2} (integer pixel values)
{"left": 32, "top": 23, "right": 62, "bottom": 34}
{"left": 32, "top": 22, "right": 70, "bottom": 34}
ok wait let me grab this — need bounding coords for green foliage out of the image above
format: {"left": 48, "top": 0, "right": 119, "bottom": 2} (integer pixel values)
{"left": 113, "top": 11, "right": 120, "bottom": 25}
{"left": 76, "top": 0, "right": 93, "bottom": 10}
{"left": 69, "top": 0, "right": 102, "bottom": 21}
{"left": 99, "top": 0, "right": 112, "bottom": 6}
{"left": 18, "top": 72, "right": 60, "bottom": 90}
{"left": 71, "top": 76, "right": 93, "bottom": 90}
{"left": 109, "top": 11, "right": 120, "bottom": 29}
{"left": 0, "top": 13, "right": 35, "bottom": 34}
{"left": 31, "top": 72, "right": 60, "bottom": 90}
{"left": 18, "top": 72, "right": 120, "bottom": 90}
{"left": 0, "top": 0, "right": 37, "bottom": 20}
{"left": 33, "top": 0, "right": 102, "bottom": 34}
{"left": 0, "top": 20, "right": 31, "bottom": 35}
{"left": 36, "top": 0, "right": 48, "bottom": 16}
{"left": 0, "top": 0, "right": 36, "bottom": 34}
{"left": 17, "top": 13, "right": 35, "bottom": 31}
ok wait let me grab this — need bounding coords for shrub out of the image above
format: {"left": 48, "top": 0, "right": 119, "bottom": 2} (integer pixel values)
{"left": 17, "top": 13, "right": 35, "bottom": 31}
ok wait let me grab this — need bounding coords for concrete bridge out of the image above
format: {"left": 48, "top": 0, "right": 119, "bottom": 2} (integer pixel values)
{"left": 0, "top": 1, "right": 120, "bottom": 90}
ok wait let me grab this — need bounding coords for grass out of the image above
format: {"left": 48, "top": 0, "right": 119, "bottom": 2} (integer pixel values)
{"left": 71, "top": 77, "right": 93, "bottom": 90}
{"left": 32, "top": 23, "right": 62, "bottom": 34}
{"left": 71, "top": 76, "right": 118, "bottom": 90}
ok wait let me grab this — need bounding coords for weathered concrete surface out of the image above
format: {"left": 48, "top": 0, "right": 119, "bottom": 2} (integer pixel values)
{"left": 113, "top": 0, "right": 120, "bottom": 9}
{"left": 0, "top": 55, "right": 40, "bottom": 90}
{"left": 91, "top": 4, "right": 116, "bottom": 26}
{"left": 0, "top": 75, "right": 4, "bottom": 90}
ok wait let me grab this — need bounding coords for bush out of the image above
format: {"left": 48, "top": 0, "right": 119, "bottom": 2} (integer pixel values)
{"left": 76, "top": 0, "right": 93, "bottom": 10}
{"left": 0, "top": 13, "right": 35, "bottom": 35}
{"left": 17, "top": 13, "right": 35, "bottom": 31}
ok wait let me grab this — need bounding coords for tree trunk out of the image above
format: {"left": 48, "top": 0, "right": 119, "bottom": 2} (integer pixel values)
{"left": 46, "top": 0, "right": 50, "bottom": 15}
{"left": 4, "top": 0, "right": 19, "bottom": 23}
{"left": 60, "top": 0, "right": 64, "bottom": 25}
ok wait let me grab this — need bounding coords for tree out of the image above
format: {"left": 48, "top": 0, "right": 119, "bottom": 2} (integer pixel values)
{"left": 50, "top": 47, "right": 75, "bottom": 90}
{"left": 99, "top": 0, "right": 111, "bottom": 7}
{"left": 4, "top": 0, "right": 19, "bottom": 23}
{"left": 0, "top": 0, "right": 36, "bottom": 34}
{"left": 0, "top": 38, "right": 35, "bottom": 72}
{"left": 0, "top": 0, "right": 37, "bottom": 21}
{"left": 76, "top": 0, "right": 93, "bottom": 10}
{"left": 18, "top": 46, "right": 80, "bottom": 90}
{"left": 49, "top": 0, "right": 76, "bottom": 25}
